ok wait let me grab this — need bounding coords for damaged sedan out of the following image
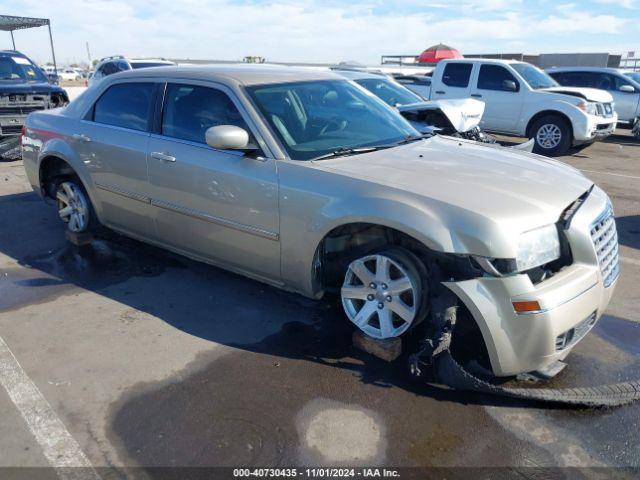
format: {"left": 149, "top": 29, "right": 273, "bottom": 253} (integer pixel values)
{"left": 22, "top": 66, "right": 621, "bottom": 393}
{"left": 333, "top": 67, "right": 533, "bottom": 151}
{"left": 0, "top": 50, "right": 69, "bottom": 160}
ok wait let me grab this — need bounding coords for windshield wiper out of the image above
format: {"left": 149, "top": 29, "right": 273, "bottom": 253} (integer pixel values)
{"left": 310, "top": 145, "right": 395, "bottom": 161}
{"left": 310, "top": 135, "right": 427, "bottom": 161}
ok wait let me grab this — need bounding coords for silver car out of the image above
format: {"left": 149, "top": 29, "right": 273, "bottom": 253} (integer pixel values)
{"left": 22, "top": 65, "right": 619, "bottom": 378}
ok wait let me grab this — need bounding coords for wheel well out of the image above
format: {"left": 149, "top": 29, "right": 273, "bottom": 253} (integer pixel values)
{"left": 526, "top": 110, "right": 573, "bottom": 139}
{"left": 39, "top": 156, "right": 76, "bottom": 198}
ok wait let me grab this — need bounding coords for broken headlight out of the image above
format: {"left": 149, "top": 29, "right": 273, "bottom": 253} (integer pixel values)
{"left": 472, "top": 224, "right": 561, "bottom": 276}
{"left": 515, "top": 224, "right": 561, "bottom": 272}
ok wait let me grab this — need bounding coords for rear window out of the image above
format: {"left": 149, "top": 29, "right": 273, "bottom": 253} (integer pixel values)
{"left": 93, "top": 83, "right": 155, "bottom": 132}
{"left": 441, "top": 63, "right": 473, "bottom": 88}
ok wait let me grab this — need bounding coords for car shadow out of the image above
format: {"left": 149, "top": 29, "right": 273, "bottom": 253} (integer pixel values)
{"left": 616, "top": 215, "right": 640, "bottom": 250}
{"left": 0, "top": 191, "right": 638, "bottom": 411}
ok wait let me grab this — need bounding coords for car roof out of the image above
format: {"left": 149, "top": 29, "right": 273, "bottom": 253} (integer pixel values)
{"left": 111, "top": 64, "right": 343, "bottom": 86}
{"left": 331, "top": 68, "right": 389, "bottom": 81}
{"left": 442, "top": 58, "right": 525, "bottom": 65}
{"left": 546, "top": 66, "right": 622, "bottom": 74}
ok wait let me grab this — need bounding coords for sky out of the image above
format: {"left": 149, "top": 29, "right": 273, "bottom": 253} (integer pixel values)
{"left": 1, "top": 0, "right": 639, "bottom": 66}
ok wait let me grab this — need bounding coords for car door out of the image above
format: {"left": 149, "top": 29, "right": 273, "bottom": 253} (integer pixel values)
{"left": 474, "top": 64, "right": 523, "bottom": 133}
{"left": 430, "top": 62, "right": 475, "bottom": 99}
{"left": 75, "top": 81, "right": 157, "bottom": 238}
{"left": 147, "top": 82, "right": 280, "bottom": 281}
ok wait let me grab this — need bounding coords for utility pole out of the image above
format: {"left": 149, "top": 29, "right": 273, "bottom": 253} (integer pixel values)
{"left": 86, "top": 41, "right": 92, "bottom": 68}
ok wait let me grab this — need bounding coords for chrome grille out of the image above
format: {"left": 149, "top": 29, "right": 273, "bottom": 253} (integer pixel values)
{"left": 590, "top": 205, "right": 619, "bottom": 288}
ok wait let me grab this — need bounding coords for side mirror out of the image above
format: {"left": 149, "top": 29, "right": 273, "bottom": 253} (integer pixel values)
{"left": 503, "top": 80, "right": 518, "bottom": 92}
{"left": 619, "top": 84, "right": 636, "bottom": 93}
{"left": 205, "top": 125, "right": 257, "bottom": 151}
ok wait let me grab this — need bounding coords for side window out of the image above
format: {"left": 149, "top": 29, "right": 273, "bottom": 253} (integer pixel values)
{"left": 93, "top": 83, "right": 155, "bottom": 131}
{"left": 612, "top": 75, "right": 636, "bottom": 91}
{"left": 441, "top": 63, "right": 473, "bottom": 88}
{"left": 101, "top": 62, "right": 119, "bottom": 76}
{"left": 477, "top": 65, "right": 519, "bottom": 92}
{"left": 161, "top": 83, "right": 251, "bottom": 144}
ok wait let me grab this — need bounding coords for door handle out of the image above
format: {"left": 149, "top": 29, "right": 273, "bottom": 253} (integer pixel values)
{"left": 471, "top": 93, "right": 482, "bottom": 98}
{"left": 72, "top": 133, "right": 91, "bottom": 142}
{"left": 435, "top": 90, "right": 445, "bottom": 95}
{"left": 150, "top": 152, "right": 176, "bottom": 163}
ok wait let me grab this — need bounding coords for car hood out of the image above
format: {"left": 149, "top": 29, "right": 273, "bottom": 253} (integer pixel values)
{"left": 0, "top": 81, "right": 63, "bottom": 94}
{"left": 541, "top": 86, "right": 613, "bottom": 103}
{"left": 313, "top": 135, "right": 592, "bottom": 236}
{"left": 397, "top": 98, "right": 485, "bottom": 133}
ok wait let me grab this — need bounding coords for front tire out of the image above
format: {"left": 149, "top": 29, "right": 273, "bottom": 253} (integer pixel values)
{"left": 530, "top": 115, "right": 572, "bottom": 156}
{"left": 340, "top": 247, "right": 428, "bottom": 340}
{"left": 55, "top": 177, "right": 94, "bottom": 233}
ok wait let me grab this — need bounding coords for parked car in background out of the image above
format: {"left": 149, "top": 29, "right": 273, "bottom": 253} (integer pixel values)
{"left": 0, "top": 51, "right": 68, "bottom": 160}
{"left": 88, "top": 56, "right": 176, "bottom": 87}
{"left": 22, "top": 65, "right": 618, "bottom": 378}
{"left": 392, "top": 74, "right": 432, "bottom": 99}
{"left": 426, "top": 59, "right": 617, "bottom": 155}
{"left": 547, "top": 67, "right": 640, "bottom": 138}
{"left": 0, "top": 50, "right": 68, "bottom": 139}
{"left": 58, "top": 68, "right": 82, "bottom": 81}
{"left": 333, "top": 68, "right": 532, "bottom": 150}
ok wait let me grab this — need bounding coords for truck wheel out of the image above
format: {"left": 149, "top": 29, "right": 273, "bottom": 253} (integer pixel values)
{"left": 632, "top": 117, "right": 640, "bottom": 140}
{"left": 55, "top": 177, "right": 95, "bottom": 233}
{"left": 340, "top": 247, "right": 428, "bottom": 339}
{"left": 530, "top": 115, "right": 572, "bottom": 156}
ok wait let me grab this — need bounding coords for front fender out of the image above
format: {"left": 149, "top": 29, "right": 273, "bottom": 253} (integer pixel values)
{"left": 278, "top": 170, "right": 495, "bottom": 298}
{"left": 519, "top": 97, "right": 584, "bottom": 136}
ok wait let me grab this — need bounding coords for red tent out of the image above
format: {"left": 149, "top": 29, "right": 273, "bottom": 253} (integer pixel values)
{"left": 417, "top": 43, "right": 463, "bottom": 64}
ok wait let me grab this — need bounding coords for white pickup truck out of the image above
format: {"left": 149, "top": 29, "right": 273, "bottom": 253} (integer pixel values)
{"left": 424, "top": 59, "right": 618, "bottom": 156}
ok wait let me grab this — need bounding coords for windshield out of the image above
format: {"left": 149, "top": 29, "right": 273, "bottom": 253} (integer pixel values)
{"left": 246, "top": 80, "right": 419, "bottom": 161}
{"left": 0, "top": 55, "right": 48, "bottom": 82}
{"left": 511, "top": 63, "right": 559, "bottom": 89}
{"left": 130, "top": 62, "right": 174, "bottom": 69}
{"left": 624, "top": 71, "right": 640, "bottom": 85}
{"left": 354, "top": 78, "right": 423, "bottom": 107}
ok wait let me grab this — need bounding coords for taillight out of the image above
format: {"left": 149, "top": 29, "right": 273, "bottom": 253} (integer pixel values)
{"left": 20, "top": 125, "right": 26, "bottom": 147}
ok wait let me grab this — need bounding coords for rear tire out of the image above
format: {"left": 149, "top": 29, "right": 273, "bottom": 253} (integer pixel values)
{"left": 530, "top": 115, "right": 572, "bottom": 156}
{"left": 54, "top": 176, "right": 95, "bottom": 233}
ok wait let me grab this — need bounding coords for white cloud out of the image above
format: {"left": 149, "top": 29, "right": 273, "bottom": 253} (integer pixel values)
{"left": 1, "top": 0, "right": 635, "bottom": 66}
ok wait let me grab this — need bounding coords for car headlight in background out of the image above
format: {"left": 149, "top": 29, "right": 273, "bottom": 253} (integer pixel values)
{"left": 576, "top": 100, "right": 598, "bottom": 116}
{"left": 515, "top": 224, "right": 561, "bottom": 272}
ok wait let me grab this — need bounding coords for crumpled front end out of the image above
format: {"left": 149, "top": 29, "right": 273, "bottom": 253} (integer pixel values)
{"left": 444, "top": 185, "right": 619, "bottom": 376}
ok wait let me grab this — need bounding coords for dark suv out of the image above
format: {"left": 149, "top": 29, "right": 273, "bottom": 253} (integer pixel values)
{"left": 0, "top": 50, "right": 69, "bottom": 159}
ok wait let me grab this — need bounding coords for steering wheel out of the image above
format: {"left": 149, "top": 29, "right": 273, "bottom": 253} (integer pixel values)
{"left": 319, "top": 117, "right": 348, "bottom": 136}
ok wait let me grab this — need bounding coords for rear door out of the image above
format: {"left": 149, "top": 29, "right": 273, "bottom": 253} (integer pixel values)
{"left": 74, "top": 81, "right": 157, "bottom": 238}
{"left": 473, "top": 64, "right": 523, "bottom": 133}
{"left": 147, "top": 81, "right": 280, "bottom": 281}
{"left": 430, "top": 62, "right": 475, "bottom": 99}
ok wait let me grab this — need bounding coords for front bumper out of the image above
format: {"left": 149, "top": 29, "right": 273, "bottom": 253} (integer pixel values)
{"left": 445, "top": 186, "right": 619, "bottom": 376}
{"left": 573, "top": 112, "right": 617, "bottom": 143}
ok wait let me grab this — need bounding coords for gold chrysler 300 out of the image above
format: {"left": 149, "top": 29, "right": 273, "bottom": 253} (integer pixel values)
{"left": 21, "top": 65, "right": 619, "bottom": 377}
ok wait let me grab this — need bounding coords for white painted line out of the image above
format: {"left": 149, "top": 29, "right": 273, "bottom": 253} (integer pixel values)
{"left": 579, "top": 169, "right": 640, "bottom": 180}
{"left": 0, "top": 336, "right": 100, "bottom": 480}
{"left": 620, "top": 256, "right": 640, "bottom": 267}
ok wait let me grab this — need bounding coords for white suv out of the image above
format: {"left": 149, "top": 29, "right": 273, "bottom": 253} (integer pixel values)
{"left": 88, "top": 56, "right": 176, "bottom": 87}
{"left": 428, "top": 59, "right": 618, "bottom": 155}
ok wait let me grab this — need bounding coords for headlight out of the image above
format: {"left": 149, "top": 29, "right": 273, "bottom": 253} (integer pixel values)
{"left": 516, "top": 224, "right": 560, "bottom": 272}
{"left": 577, "top": 100, "right": 598, "bottom": 115}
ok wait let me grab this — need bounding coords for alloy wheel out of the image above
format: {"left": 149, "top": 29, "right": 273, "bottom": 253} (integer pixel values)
{"left": 341, "top": 253, "right": 419, "bottom": 339}
{"left": 536, "top": 124, "right": 562, "bottom": 149}
{"left": 56, "top": 181, "right": 89, "bottom": 232}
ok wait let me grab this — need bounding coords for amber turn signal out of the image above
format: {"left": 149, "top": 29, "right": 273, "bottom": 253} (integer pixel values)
{"left": 513, "top": 300, "right": 542, "bottom": 313}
